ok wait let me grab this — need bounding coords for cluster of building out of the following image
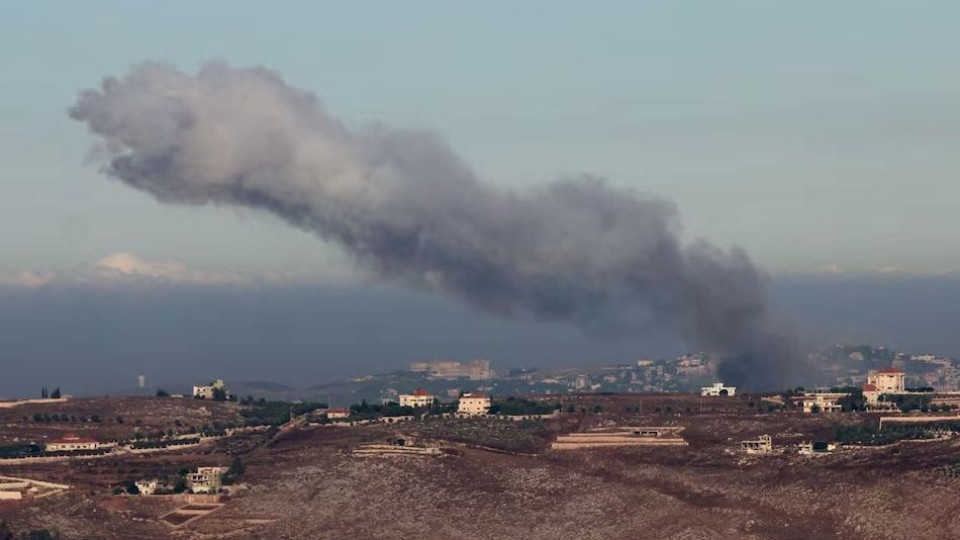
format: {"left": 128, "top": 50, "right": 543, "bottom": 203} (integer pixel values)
{"left": 397, "top": 388, "right": 491, "bottom": 416}
{"left": 135, "top": 466, "right": 227, "bottom": 495}
{"left": 798, "top": 368, "right": 913, "bottom": 412}
{"left": 322, "top": 389, "right": 494, "bottom": 422}
{"left": 738, "top": 435, "right": 836, "bottom": 456}
{"left": 408, "top": 359, "right": 494, "bottom": 380}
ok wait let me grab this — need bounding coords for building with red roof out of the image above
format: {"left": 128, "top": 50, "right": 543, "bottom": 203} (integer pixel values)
{"left": 861, "top": 383, "right": 881, "bottom": 405}
{"left": 45, "top": 434, "right": 100, "bottom": 452}
{"left": 399, "top": 389, "right": 435, "bottom": 408}
{"left": 326, "top": 408, "right": 351, "bottom": 419}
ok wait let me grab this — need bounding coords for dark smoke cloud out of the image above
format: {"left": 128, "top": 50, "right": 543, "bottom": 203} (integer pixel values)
{"left": 70, "top": 62, "right": 803, "bottom": 389}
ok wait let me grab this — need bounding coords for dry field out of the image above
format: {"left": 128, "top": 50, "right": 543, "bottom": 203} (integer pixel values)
{"left": 0, "top": 397, "right": 244, "bottom": 444}
{"left": 2, "top": 394, "right": 960, "bottom": 539}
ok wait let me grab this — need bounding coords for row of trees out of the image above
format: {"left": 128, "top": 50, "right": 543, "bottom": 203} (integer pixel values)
{"left": 239, "top": 400, "right": 327, "bottom": 426}
{"left": 30, "top": 413, "right": 100, "bottom": 423}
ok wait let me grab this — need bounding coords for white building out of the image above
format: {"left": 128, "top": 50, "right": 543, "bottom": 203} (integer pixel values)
{"left": 326, "top": 408, "right": 350, "bottom": 419}
{"left": 458, "top": 393, "right": 491, "bottom": 416}
{"left": 700, "top": 382, "right": 736, "bottom": 397}
{"left": 861, "top": 384, "right": 881, "bottom": 405}
{"left": 867, "top": 369, "right": 905, "bottom": 394}
{"left": 799, "top": 392, "right": 848, "bottom": 413}
{"left": 45, "top": 434, "right": 100, "bottom": 452}
{"left": 193, "top": 379, "right": 226, "bottom": 400}
{"left": 135, "top": 480, "right": 159, "bottom": 495}
{"left": 399, "top": 389, "right": 435, "bottom": 409}
{"left": 740, "top": 434, "right": 773, "bottom": 454}
{"left": 188, "top": 466, "right": 227, "bottom": 494}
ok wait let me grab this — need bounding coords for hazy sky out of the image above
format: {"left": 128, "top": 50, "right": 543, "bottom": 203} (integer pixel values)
{"left": 1, "top": 1, "right": 958, "bottom": 278}
{"left": 1, "top": 2, "right": 959, "bottom": 396}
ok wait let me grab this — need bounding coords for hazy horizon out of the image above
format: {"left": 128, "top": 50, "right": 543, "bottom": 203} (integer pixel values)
{"left": 2, "top": 272, "right": 959, "bottom": 398}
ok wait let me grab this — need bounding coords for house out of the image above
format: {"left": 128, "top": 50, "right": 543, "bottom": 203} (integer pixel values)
{"left": 701, "top": 382, "right": 736, "bottom": 397}
{"left": 867, "top": 368, "right": 905, "bottom": 394}
{"left": 326, "top": 408, "right": 350, "bottom": 419}
{"left": 399, "top": 389, "right": 435, "bottom": 409}
{"left": 193, "top": 379, "right": 227, "bottom": 400}
{"left": 861, "top": 384, "right": 881, "bottom": 405}
{"left": 45, "top": 434, "right": 100, "bottom": 452}
{"left": 188, "top": 466, "right": 227, "bottom": 494}
{"left": 799, "top": 392, "right": 848, "bottom": 413}
{"left": 135, "top": 480, "right": 159, "bottom": 495}
{"left": 458, "top": 393, "right": 491, "bottom": 416}
{"left": 740, "top": 435, "right": 773, "bottom": 454}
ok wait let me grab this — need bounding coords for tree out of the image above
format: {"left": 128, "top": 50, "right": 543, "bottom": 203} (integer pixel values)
{"left": 156, "top": 389, "right": 170, "bottom": 398}
{"left": 212, "top": 388, "right": 227, "bottom": 402}
{"left": 50, "top": 387, "right": 61, "bottom": 399}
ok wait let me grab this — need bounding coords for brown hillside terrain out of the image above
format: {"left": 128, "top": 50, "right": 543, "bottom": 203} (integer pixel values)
{"left": 2, "top": 394, "right": 960, "bottom": 539}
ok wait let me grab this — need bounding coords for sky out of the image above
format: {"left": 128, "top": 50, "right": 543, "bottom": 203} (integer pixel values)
{"left": 0, "top": 2, "right": 958, "bottom": 396}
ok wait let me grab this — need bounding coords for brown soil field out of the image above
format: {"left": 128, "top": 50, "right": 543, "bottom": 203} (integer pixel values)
{"left": 2, "top": 394, "right": 960, "bottom": 539}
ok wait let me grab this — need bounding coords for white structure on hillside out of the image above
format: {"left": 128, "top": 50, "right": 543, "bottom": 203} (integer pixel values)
{"left": 45, "top": 434, "right": 100, "bottom": 452}
{"left": 193, "top": 379, "right": 226, "bottom": 399}
{"left": 800, "top": 392, "right": 848, "bottom": 413}
{"left": 399, "top": 389, "right": 435, "bottom": 408}
{"left": 135, "top": 479, "right": 159, "bottom": 495}
{"left": 867, "top": 368, "right": 905, "bottom": 394}
{"left": 188, "top": 466, "right": 227, "bottom": 494}
{"left": 326, "top": 408, "right": 350, "bottom": 419}
{"left": 700, "top": 382, "right": 736, "bottom": 397}
{"left": 740, "top": 434, "right": 773, "bottom": 454}
{"left": 458, "top": 393, "right": 491, "bottom": 416}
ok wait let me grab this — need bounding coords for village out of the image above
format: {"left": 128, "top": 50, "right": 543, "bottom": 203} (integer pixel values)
{"left": 3, "top": 360, "right": 960, "bottom": 538}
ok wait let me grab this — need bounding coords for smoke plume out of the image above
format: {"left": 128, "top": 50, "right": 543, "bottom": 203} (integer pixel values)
{"left": 70, "top": 62, "right": 802, "bottom": 388}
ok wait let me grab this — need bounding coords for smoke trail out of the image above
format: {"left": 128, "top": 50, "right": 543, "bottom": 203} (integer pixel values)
{"left": 70, "top": 62, "right": 802, "bottom": 388}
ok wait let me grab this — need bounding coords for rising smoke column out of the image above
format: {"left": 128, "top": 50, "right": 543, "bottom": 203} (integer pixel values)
{"left": 70, "top": 62, "right": 802, "bottom": 389}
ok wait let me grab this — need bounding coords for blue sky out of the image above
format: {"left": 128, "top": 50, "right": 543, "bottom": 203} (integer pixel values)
{"left": 1, "top": 1, "right": 958, "bottom": 278}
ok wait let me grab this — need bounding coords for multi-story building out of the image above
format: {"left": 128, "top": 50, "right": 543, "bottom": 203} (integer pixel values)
{"left": 799, "top": 392, "right": 848, "bottom": 413}
{"left": 193, "top": 379, "right": 226, "bottom": 399}
{"left": 399, "top": 389, "right": 435, "bottom": 409}
{"left": 867, "top": 368, "right": 905, "bottom": 393}
{"left": 188, "top": 467, "right": 227, "bottom": 494}
{"left": 457, "top": 393, "right": 491, "bottom": 416}
{"left": 861, "top": 384, "right": 881, "bottom": 405}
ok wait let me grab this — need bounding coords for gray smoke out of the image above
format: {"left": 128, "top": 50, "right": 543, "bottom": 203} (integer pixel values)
{"left": 70, "top": 62, "right": 803, "bottom": 389}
